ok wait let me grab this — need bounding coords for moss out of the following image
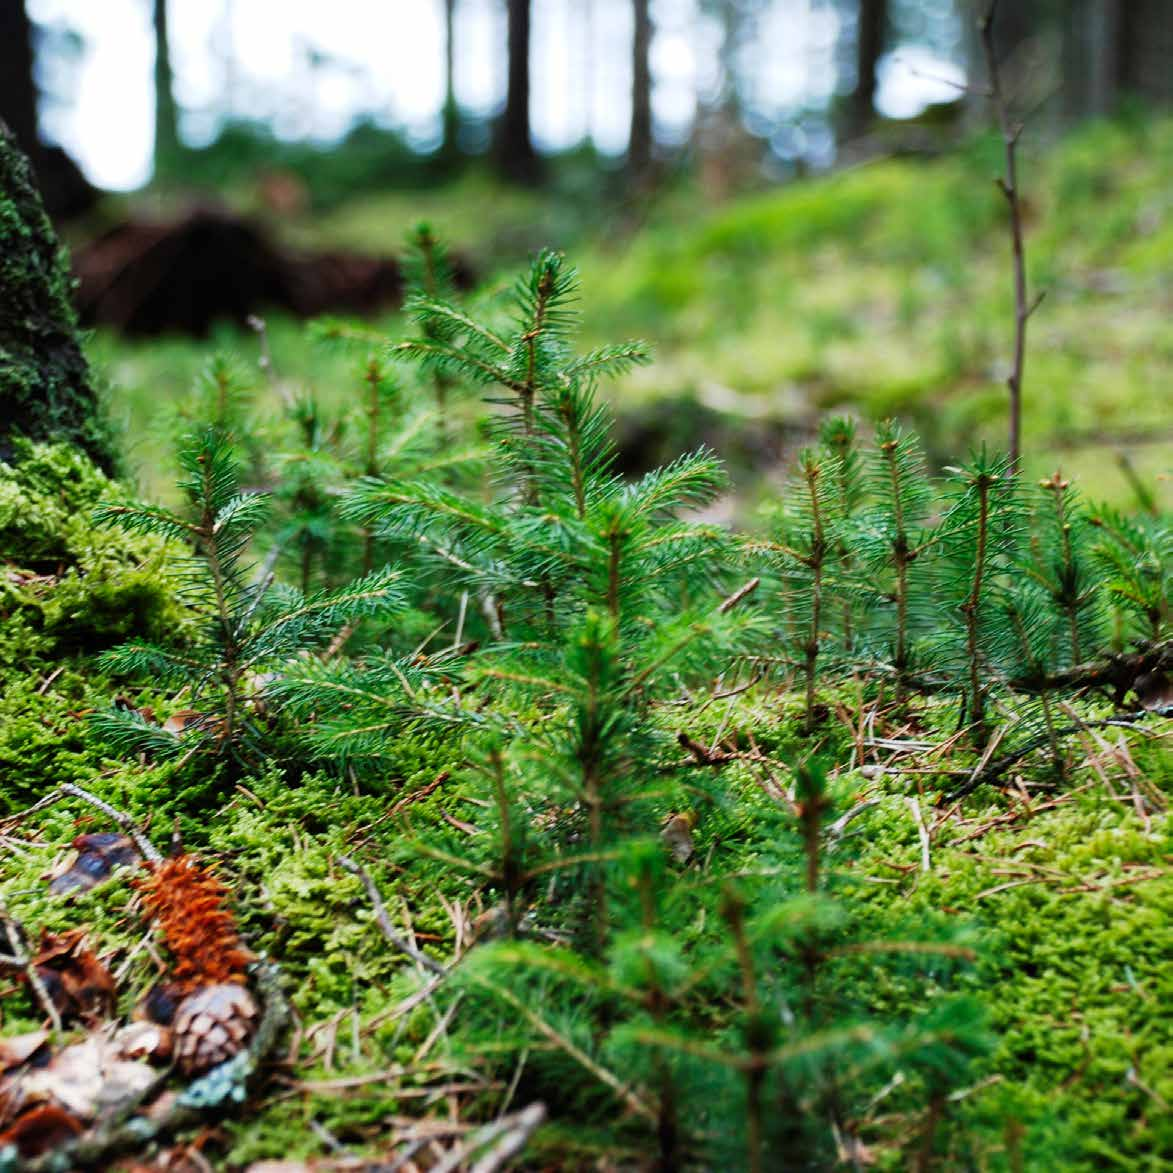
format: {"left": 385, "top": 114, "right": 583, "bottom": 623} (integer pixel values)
{"left": 0, "top": 125, "right": 114, "bottom": 472}
{"left": 843, "top": 740, "right": 1172, "bottom": 1172}
{"left": 0, "top": 440, "right": 184, "bottom": 656}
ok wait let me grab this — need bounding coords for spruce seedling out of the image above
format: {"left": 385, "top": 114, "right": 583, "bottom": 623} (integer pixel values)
{"left": 935, "top": 451, "right": 1021, "bottom": 745}
{"left": 859, "top": 419, "right": 935, "bottom": 700}
{"left": 755, "top": 446, "right": 845, "bottom": 733}
{"left": 92, "top": 428, "right": 405, "bottom": 766}
{"left": 271, "top": 392, "right": 347, "bottom": 593}
{"left": 405, "top": 222, "right": 458, "bottom": 443}
{"left": 820, "top": 418, "right": 864, "bottom": 653}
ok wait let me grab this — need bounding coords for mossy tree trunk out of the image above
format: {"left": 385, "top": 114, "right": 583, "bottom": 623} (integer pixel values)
{"left": 0, "top": 120, "right": 114, "bottom": 473}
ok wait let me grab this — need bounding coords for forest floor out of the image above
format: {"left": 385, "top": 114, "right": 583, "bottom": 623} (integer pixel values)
{"left": 1, "top": 445, "right": 1168, "bottom": 1169}
{"left": 0, "top": 115, "right": 1168, "bottom": 1171}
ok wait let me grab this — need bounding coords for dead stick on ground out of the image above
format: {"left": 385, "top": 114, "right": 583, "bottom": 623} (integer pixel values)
{"left": 337, "top": 853, "right": 447, "bottom": 975}
{"left": 907, "top": 797, "right": 932, "bottom": 873}
{"left": 469, "top": 1103, "right": 548, "bottom": 1173}
{"left": 59, "top": 782, "right": 162, "bottom": 864}
{"left": 0, "top": 915, "right": 63, "bottom": 1038}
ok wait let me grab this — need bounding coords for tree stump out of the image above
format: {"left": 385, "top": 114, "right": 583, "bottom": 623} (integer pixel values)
{"left": 0, "top": 121, "right": 113, "bottom": 473}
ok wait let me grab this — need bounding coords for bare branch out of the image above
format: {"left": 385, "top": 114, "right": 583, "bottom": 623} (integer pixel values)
{"left": 979, "top": 0, "right": 1042, "bottom": 472}
{"left": 59, "top": 783, "right": 163, "bottom": 864}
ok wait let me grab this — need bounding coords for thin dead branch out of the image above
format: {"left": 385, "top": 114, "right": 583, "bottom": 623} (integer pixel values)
{"left": 58, "top": 783, "right": 163, "bottom": 864}
{"left": 338, "top": 853, "right": 448, "bottom": 975}
{"left": 945, "top": 710, "right": 1158, "bottom": 802}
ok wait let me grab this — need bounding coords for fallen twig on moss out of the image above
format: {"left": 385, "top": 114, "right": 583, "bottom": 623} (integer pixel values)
{"left": 429, "top": 1101, "right": 547, "bottom": 1173}
{"left": 337, "top": 853, "right": 448, "bottom": 975}
{"left": 945, "top": 710, "right": 1161, "bottom": 802}
{"left": 58, "top": 782, "right": 163, "bottom": 864}
{"left": 0, "top": 915, "right": 64, "bottom": 1038}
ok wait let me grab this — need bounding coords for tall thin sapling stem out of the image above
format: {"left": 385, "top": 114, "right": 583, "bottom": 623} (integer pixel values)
{"left": 980, "top": 0, "right": 1045, "bottom": 473}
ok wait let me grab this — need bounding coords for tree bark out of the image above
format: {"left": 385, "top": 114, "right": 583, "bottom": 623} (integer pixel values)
{"left": 154, "top": 0, "right": 179, "bottom": 164}
{"left": 847, "top": 0, "right": 886, "bottom": 137}
{"left": 629, "top": 0, "right": 653, "bottom": 176}
{"left": 498, "top": 0, "right": 538, "bottom": 183}
{"left": 441, "top": 0, "right": 460, "bottom": 158}
{"left": 0, "top": 0, "right": 37, "bottom": 157}
{"left": 0, "top": 121, "right": 113, "bottom": 472}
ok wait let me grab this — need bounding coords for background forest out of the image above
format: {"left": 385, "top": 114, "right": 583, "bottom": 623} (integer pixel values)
{"left": 0, "top": 1, "right": 1170, "bottom": 1170}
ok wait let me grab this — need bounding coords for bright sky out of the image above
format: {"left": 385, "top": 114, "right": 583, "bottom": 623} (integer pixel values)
{"left": 26, "top": 0, "right": 966, "bottom": 191}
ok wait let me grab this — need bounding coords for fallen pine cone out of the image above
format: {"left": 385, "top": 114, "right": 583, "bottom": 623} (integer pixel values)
{"left": 172, "top": 984, "right": 258, "bottom": 1075}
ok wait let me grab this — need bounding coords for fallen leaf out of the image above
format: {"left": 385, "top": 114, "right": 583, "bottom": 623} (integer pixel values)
{"left": 3, "top": 1034, "right": 157, "bottom": 1122}
{"left": 661, "top": 811, "right": 697, "bottom": 864}
{"left": 0, "top": 1031, "right": 49, "bottom": 1074}
{"left": 112, "top": 1020, "right": 172, "bottom": 1063}
{"left": 32, "top": 929, "right": 116, "bottom": 1024}
{"left": 162, "top": 710, "right": 206, "bottom": 736}
{"left": 0, "top": 1103, "right": 84, "bottom": 1157}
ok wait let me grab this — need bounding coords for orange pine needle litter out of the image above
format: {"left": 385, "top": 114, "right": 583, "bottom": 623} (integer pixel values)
{"left": 137, "top": 855, "right": 252, "bottom": 991}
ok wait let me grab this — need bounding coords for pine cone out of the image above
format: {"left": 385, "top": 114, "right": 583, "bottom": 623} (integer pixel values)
{"left": 172, "top": 983, "right": 258, "bottom": 1074}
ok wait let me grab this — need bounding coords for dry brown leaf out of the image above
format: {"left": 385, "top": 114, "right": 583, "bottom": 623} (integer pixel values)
{"left": 660, "top": 811, "right": 697, "bottom": 864}
{"left": 0, "top": 1103, "right": 85, "bottom": 1157}
{"left": 0, "top": 1031, "right": 49, "bottom": 1074}
{"left": 31, "top": 928, "right": 116, "bottom": 1024}
{"left": 4, "top": 1034, "right": 157, "bottom": 1122}
{"left": 162, "top": 710, "right": 206, "bottom": 736}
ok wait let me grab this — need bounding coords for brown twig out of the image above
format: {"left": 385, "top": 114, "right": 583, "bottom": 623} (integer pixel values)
{"left": 0, "top": 915, "right": 63, "bottom": 1037}
{"left": 719, "top": 576, "right": 761, "bottom": 614}
{"left": 945, "top": 710, "right": 1157, "bottom": 802}
{"left": 677, "top": 731, "right": 734, "bottom": 766}
{"left": 426, "top": 1102, "right": 547, "bottom": 1173}
{"left": 979, "top": 0, "right": 1044, "bottom": 472}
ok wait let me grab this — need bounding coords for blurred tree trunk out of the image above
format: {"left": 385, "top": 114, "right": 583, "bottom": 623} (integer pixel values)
{"left": 0, "top": 0, "right": 39, "bottom": 158}
{"left": 847, "top": 0, "right": 886, "bottom": 137}
{"left": 717, "top": 0, "right": 741, "bottom": 117}
{"left": 1117, "top": 0, "right": 1173, "bottom": 107}
{"left": 498, "top": 0, "right": 538, "bottom": 184}
{"left": 0, "top": 1, "right": 95, "bottom": 218}
{"left": 1061, "top": 0, "right": 1173, "bottom": 118}
{"left": 441, "top": 0, "right": 460, "bottom": 158}
{"left": 154, "top": 0, "right": 179, "bottom": 165}
{"left": 0, "top": 122, "right": 113, "bottom": 472}
{"left": 629, "top": 0, "right": 653, "bottom": 175}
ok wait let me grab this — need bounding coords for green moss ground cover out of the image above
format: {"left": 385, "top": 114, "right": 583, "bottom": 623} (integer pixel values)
{"left": 0, "top": 433, "right": 1167, "bottom": 1169}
